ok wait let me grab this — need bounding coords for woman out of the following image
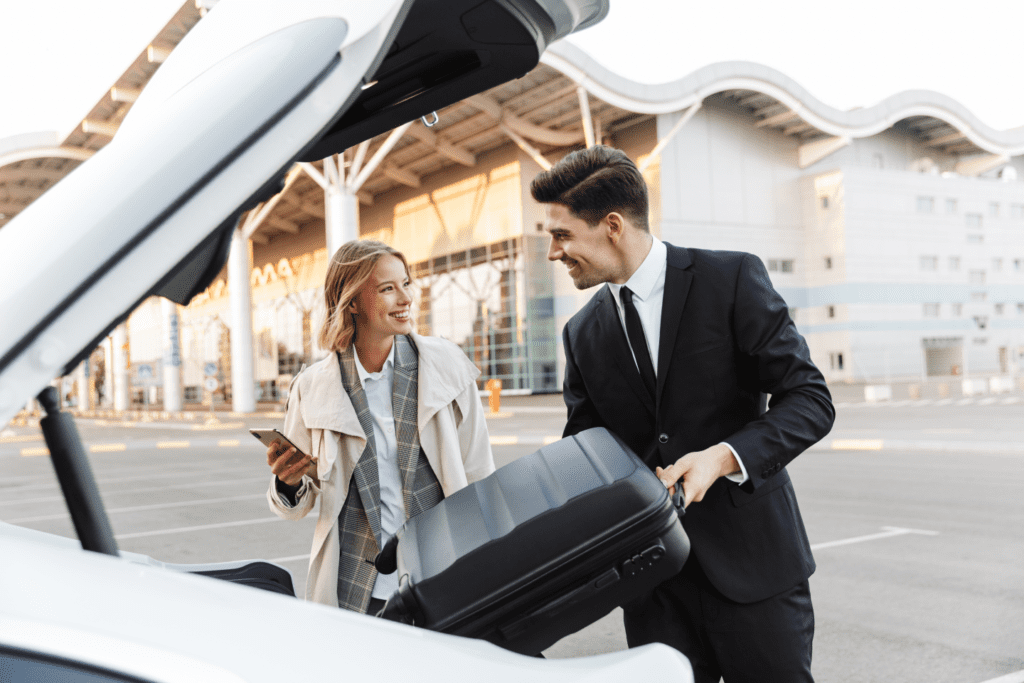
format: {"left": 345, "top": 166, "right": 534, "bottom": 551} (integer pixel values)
{"left": 265, "top": 239, "right": 495, "bottom": 615}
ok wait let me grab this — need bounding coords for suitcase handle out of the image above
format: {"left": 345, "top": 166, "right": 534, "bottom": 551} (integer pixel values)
{"left": 672, "top": 488, "right": 686, "bottom": 518}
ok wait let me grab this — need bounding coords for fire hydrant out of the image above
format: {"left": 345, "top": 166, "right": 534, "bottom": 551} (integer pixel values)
{"left": 485, "top": 378, "right": 502, "bottom": 414}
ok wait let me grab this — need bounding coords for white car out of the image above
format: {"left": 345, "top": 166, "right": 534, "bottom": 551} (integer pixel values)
{"left": 0, "top": 0, "right": 693, "bottom": 681}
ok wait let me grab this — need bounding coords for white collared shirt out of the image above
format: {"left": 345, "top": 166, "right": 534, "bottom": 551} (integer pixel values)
{"left": 353, "top": 342, "right": 406, "bottom": 599}
{"left": 608, "top": 238, "right": 749, "bottom": 485}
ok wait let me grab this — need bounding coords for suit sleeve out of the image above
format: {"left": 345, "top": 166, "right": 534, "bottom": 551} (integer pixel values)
{"left": 562, "top": 323, "right": 602, "bottom": 438}
{"left": 724, "top": 254, "right": 835, "bottom": 491}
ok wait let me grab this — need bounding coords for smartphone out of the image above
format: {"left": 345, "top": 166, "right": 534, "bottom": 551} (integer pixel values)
{"left": 249, "top": 428, "right": 310, "bottom": 459}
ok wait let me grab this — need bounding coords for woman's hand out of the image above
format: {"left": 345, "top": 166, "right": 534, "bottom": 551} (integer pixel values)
{"left": 267, "top": 439, "right": 315, "bottom": 487}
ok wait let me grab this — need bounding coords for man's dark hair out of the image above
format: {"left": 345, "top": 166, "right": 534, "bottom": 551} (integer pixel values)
{"left": 530, "top": 145, "right": 649, "bottom": 231}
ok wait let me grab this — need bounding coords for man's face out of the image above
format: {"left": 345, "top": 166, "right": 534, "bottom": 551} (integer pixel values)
{"left": 544, "top": 203, "right": 619, "bottom": 290}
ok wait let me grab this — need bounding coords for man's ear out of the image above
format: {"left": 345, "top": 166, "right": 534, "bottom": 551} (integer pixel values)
{"left": 605, "top": 212, "right": 625, "bottom": 245}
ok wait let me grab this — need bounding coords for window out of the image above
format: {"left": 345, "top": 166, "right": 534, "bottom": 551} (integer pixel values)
{"left": 973, "top": 315, "right": 988, "bottom": 329}
{"left": 1014, "top": 259, "right": 1022, "bottom": 272}
{"left": 824, "top": 256, "right": 832, "bottom": 269}
{"left": 946, "top": 198, "right": 958, "bottom": 214}
{"left": 966, "top": 213, "right": 983, "bottom": 228}
{"left": 967, "top": 234, "right": 984, "bottom": 244}
{"left": 820, "top": 196, "right": 829, "bottom": 209}
{"left": 1011, "top": 204, "right": 1024, "bottom": 220}
{"left": 949, "top": 256, "right": 961, "bottom": 271}
{"left": 829, "top": 352, "right": 844, "bottom": 370}
{"left": 969, "top": 270, "right": 986, "bottom": 285}
{"left": 952, "top": 303, "right": 963, "bottom": 316}
{"left": 827, "top": 305, "right": 835, "bottom": 318}
{"left": 990, "top": 202, "right": 1000, "bottom": 217}
{"left": 780, "top": 259, "right": 794, "bottom": 273}
{"left": 973, "top": 337, "right": 988, "bottom": 345}
{"left": 993, "top": 258, "right": 1003, "bottom": 271}
{"left": 767, "top": 259, "right": 778, "bottom": 272}
{"left": 1018, "top": 303, "right": 1024, "bottom": 315}
{"left": 917, "top": 196, "right": 934, "bottom": 213}
{"left": 919, "top": 256, "right": 938, "bottom": 270}
{"left": 923, "top": 303, "right": 940, "bottom": 317}
{"left": 971, "top": 292, "right": 988, "bottom": 302}
{"left": 995, "top": 303, "right": 1005, "bottom": 315}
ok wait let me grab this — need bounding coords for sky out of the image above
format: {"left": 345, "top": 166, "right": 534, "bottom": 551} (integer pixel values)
{"left": 2, "top": 0, "right": 1023, "bottom": 144}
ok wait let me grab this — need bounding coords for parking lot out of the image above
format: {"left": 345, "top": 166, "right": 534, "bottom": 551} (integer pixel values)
{"left": 2, "top": 395, "right": 1022, "bottom": 682}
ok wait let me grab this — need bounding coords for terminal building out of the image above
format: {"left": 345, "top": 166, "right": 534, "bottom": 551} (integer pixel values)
{"left": 3, "top": 0, "right": 1024, "bottom": 412}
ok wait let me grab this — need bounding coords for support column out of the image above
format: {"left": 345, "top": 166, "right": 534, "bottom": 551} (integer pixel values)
{"left": 76, "top": 360, "right": 90, "bottom": 411}
{"left": 103, "top": 337, "right": 114, "bottom": 407}
{"left": 112, "top": 324, "right": 129, "bottom": 411}
{"left": 161, "top": 298, "right": 183, "bottom": 412}
{"left": 326, "top": 188, "right": 359, "bottom": 258}
{"left": 228, "top": 228, "right": 256, "bottom": 413}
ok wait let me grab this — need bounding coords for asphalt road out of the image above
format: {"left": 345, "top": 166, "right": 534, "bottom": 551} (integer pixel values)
{"left": 2, "top": 396, "right": 1022, "bottom": 682}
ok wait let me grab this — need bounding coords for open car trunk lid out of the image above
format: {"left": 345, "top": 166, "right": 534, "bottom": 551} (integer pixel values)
{"left": 0, "top": 0, "right": 607, "bottom": 425}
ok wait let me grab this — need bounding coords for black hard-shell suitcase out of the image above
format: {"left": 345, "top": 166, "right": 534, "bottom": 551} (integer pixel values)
{"left": 376, "top": 427, "right": 689, "bottom": 654}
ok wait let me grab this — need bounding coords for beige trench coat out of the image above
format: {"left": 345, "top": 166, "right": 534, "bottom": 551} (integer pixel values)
{"left": 265, "top": 334, "right": 495, "bottom": 607}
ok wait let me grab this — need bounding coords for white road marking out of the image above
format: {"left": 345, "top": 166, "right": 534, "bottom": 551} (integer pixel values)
{"left": 115, "top": 516, "right": 281, "bottom": 540}
{"left": 1001, "top": 397, "right": 1021, "bottom": 405}
{"left": 978, "top": 397, "right": 998, "bottom": 406}
{"left": 956, "top": 398, "right": 975, "bottom": 406}
{"left": 811, "top": 526, "right": 939, "bottom": 550}
{"left": 490, "top": 435, "right": 518, "bottom": 445}
{"left": 978, "top": 670, "right": 1024, "bottom": 683}
{"left": 3, "top": 493, "right": 265, "bottom": 524}
{"left": 0, "top": 475, "right": 268, "bottom": 508}
{"left": 831, "top": 439, "right": 884, "bottom": 451}
{"left": 935, "top": 398, "right": 954, "bottom": 406}
{"left": 268, "top": 554, "right": 310, "bottom": 564}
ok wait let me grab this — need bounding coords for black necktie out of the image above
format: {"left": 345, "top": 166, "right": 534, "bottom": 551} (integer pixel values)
{"left": 620, "top": 286, "right": 657, "bottom": 400}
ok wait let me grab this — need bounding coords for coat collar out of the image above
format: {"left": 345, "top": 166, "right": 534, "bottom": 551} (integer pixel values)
{"left": 297, "top": 333, "right": 477, "bottom": 436}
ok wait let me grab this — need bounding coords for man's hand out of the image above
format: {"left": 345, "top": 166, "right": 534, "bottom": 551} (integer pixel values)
{"left": 655, "top": 444, "right": 740, "bottom": 508}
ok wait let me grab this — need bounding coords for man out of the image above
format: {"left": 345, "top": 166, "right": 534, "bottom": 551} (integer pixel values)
{"left": 532, "top": 145, "right": 834, "bottom": 682}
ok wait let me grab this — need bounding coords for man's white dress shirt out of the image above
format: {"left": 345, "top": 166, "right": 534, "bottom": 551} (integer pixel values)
{"left": 353, "top": 342, "right": 407, "bottom": 599}
{"left": 606, "top": 238, "right": 749, "bottom": 485}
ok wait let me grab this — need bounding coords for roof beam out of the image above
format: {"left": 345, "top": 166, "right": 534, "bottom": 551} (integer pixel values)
{"left": 110, "top": 86, "right": 142, "bottom": 103}
{"left": 241, "top": 166, "right": 302, "bottom": 239}
{"left": 382, "top": 162, "right": 421, "bottom": 188}
{"left": 349, "top": 121, "right": 413, "bottom": 191}
{"left": 739, "top": 92, "right": 773, "bottom": 107}
{"left": 0, "top": 200, "right": 31, "bottom": 215}
{"left": 926, "top": 131, "right": 968, "bottom": 147}
{"left": 755, "top": 109, "right": 799, "bottom": 128}
{"left": 798, "top": 135, "right": 851, "bottom": 169}
{"left": 82, "top": 119, "right": 120, "bottom": 137}
{"left": 955, "top": 153, "right": 1010, "bottom": 177}
{"left": 266, "top": 216, "right": 299, "bottom": 234}
{"left": 639, "top": 101, "right": 702, "bottom": 173}
{"left": 406, "top": 122, "right": 476, "bottom": 167}
{"left": 577, "top": 86, "right": 595, "bottom": 148}
{"left": 501, "top": 123, "right": 551, "bottom": 171}
{"left": 0, "top": 167, "right": 68, "bottom": 184}
{"left": 147, "top": 45, "right": 172, "bottom": 64}
{"left": 467, "top": 93, "right": 583, "bottom": 147}
{"left": 0, "top": 146, "right": 94, "bottom": 166}
{"left": 783, "top": 121, "right": 814, "bottom": 136}
{"left": 356, "top": 190, "right": 374, "bottom": 206}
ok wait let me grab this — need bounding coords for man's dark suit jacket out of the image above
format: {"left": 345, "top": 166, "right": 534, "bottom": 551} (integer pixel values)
{"left": 562, "top": 243, "right": 835, "bottom": 604}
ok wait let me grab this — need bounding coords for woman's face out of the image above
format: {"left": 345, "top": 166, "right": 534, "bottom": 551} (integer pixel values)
{"left": 350, "top": 254, "right": 414, "bottom": 341}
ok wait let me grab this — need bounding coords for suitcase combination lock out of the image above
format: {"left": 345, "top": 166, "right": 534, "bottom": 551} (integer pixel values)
{"left": 622, "top": 544, "right": 666, "bottom": 577}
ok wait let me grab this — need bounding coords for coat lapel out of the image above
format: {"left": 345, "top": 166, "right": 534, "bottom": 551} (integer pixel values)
{"left": 597, "top": 286, "right": 655, "bottom": 415}
{"left": 392, "top": 335, "right": 420, "bottom": 507}
{"left": 657, "top": 244, "right": 693, "bottom": 404}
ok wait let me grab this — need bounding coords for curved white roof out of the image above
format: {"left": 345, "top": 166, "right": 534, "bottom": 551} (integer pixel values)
{"left": 543, "top": 41, "right": 1024, "bottom": 158}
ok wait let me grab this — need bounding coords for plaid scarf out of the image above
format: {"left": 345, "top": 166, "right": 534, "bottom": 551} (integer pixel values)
{"left": 335, "top": 335, "right": 444, "bottom": 613}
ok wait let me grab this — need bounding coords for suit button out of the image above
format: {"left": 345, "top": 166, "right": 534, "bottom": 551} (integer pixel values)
{"left": 658, "top": 434, "right": 669, "bottom": 444}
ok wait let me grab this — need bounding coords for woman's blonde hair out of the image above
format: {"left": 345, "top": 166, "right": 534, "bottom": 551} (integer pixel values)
{"left": 318, "top": 239, "right": 410, "bottom": 351}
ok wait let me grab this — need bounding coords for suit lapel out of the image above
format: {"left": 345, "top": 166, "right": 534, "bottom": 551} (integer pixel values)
{"left": 337, "top": 346, "right": 383, "bottom": 546}
{"left": 597, "top": 286, "right": 655, "bottom": 416}
{"left": 657, "top": 244, "right": 693, "bottom": 404}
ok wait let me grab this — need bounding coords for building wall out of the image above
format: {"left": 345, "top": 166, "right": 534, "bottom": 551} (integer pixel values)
{"left": 656, "top": 94, "right": 1024, "bottom": 382}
